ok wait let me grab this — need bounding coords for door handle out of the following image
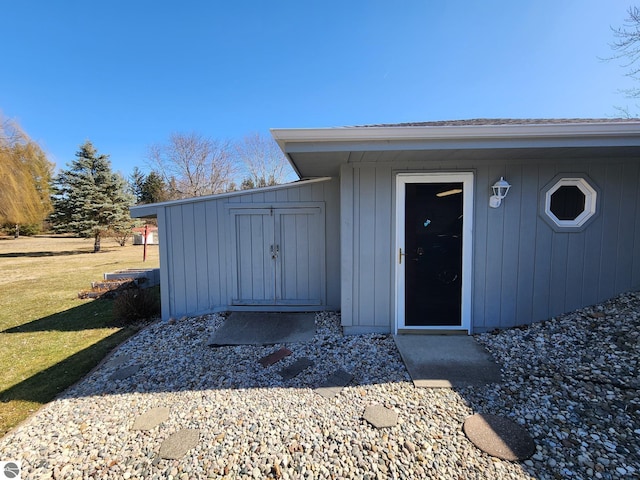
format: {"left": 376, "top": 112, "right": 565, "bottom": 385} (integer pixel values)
{"left": 398, "top": 248, "right": 406, "bottom": 264}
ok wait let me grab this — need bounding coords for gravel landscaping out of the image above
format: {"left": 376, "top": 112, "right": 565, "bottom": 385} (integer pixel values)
{"left": 1, "top": 292, "right": 639, "bottom": 479}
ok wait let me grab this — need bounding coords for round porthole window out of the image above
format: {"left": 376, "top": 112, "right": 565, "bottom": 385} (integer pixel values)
{"left": 544, "top": 178, "right": 597, "bottom": 228}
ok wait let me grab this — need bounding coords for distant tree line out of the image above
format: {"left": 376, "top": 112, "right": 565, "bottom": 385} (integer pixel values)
{"left": 1, "top": 117, "right": 293, "bottom": 249}
{"left": 129, "top": 132, "right": 292, "bottom": 204}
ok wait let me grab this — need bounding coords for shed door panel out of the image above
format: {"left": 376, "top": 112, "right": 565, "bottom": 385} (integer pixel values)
{"left": 234, "top": 211, "right": 275, "bottom": 304}
{"left": 277, "top": 208, "right": 324, "bottom": 305}
{"left": 231, "top": 206, "right": 325, "bottom": 306}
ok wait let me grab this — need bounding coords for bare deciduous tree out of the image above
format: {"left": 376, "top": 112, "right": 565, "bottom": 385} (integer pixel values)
{"left": 146, "top": 133, "right": 236, "bottom": 199}
{"left": 235, "top": 132, "right": 294, "bottom": 188}
{"left": 610, "top": 6, "right": 640, "bottom": 101}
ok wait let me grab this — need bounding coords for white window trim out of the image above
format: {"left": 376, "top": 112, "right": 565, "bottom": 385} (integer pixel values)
{"left": 544, "top": 177, "right": 597, "bottom": 228}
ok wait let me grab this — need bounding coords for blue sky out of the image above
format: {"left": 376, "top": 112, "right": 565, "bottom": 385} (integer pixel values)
{"left": 1, "top": 1, "right": 637, "bottom": 176}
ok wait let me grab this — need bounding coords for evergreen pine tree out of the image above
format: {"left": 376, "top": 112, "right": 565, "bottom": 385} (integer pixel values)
{"left": 128, "top": 166, "right": 146, "bottom": 203}
{"left": 50, "top": 141, "right": 135, "bottom": 252}
{"left": 140, "top": 171, "right": 169, "bottom": 204}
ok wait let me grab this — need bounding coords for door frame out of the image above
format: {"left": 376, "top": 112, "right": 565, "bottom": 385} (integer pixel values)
{"left": 394, "top": 172, "right": 474, "bottom": 333}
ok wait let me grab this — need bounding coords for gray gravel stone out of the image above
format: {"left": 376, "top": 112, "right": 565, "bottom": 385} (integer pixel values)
{"left": 1, "top": 291, "right": 640, "bottom": 479}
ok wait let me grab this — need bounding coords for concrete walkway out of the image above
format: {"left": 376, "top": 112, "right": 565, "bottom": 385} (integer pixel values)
{"left": 393, "top": 334, "right": 503, "bottom": 387}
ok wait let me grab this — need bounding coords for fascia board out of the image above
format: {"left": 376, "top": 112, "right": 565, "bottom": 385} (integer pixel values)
{"left": 129, "top": 177, "right": 333, "bottom": 215}
{"left": 271, "top": 122, "right": 640, "bottom": 151}
{"left": 129, "top": 204, "right": 158, "bottom": 218}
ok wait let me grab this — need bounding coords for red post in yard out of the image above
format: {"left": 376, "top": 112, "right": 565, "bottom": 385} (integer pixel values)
{"left": 143, "top": 224, "right": 148, "bottom": 262}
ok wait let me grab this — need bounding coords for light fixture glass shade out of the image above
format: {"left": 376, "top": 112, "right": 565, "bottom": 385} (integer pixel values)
{"left": 489, "top": 177, "right": 511, "bottom": 208}
{"left": 491, "top": 177, "right": 511, "bottom": 199}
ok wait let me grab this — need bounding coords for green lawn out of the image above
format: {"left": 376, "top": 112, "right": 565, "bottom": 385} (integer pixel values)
{"left": 0, "top": 236, "right": 159, "bottom": 437}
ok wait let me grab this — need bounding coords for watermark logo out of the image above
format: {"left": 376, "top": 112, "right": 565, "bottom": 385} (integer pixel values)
{"left": 0, "top": 461, "right": 21, "bottom": 480}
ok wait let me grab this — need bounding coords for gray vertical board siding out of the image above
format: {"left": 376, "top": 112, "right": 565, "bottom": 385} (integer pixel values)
{"left": 352, "top": 168, "right": 361, "bottom": 325}
{"left": 598, "top": 164, "right": 622, "bottom": 301}
{"left": 374, "top": 167, "right": 393, "bottom": 327}
{"left": 204, "top": 201, "right": 221, "bottom": 309}
{"left": 216, "top": 200, "right": 230, "bottom": 306}
{"left": 356, "top": 167, "right": 376, "bottom": 326}
{"left": 515, "top": 163, "right": 539, "bottom": 326}
{"left": 343, "top": 156, "right": 640, "bottom": 333}
{"left": 345, "top": 166, "right": 394, "bottom": 328}
{"left": 581, "top": 164, "right": 606, "bottom": 305}
{"left": 278, "top": 209, "right": 325, "bottom": 303}
{"left": 156, "top": 179, "right": 338, "bottom": 319}
{"left": 340, "top": 165, "right": 355, "bottom": 327}
{"left": 549, "top": 231, "right": 570, "bottom": 316}
{"left": 615, "top": 163, "right": 639, "bottom": 291}
{"left": 156, "top": 208, "right": 171, "bottom": 320}
{"left": 242, "top": 211, "right": 271, "bottom": 302}
{"left": 229, "top": 206, "right": 325, "bottom": 305}
{"left": 181, "top": 203, "right": 199, "bottom": 313}
{"left": 276, "top": 188, "right": 289, "bottom": 202}
{"left": 500, "top": 164, "right": 522, "bottom": 328}
{"left": 321, "top": 178, "right": 341, "bottom": 308}
{"left": 263, "top": 190, "right": 277, "bottom": 202}
{"left": 193, "top": 202, "right": 210, "bottom": 311}
{"left": 565, "top": 231, "right": 586, "bottom": 313}
{"left": 484, "top": 165, "right": 507, "bottom": 328}
{"left": 472, "top": 166, "right": 490, "bottom": 330}
{"left": 633, "top": 165, "right": 640, "bottom": 288}
{"left": 531, "top": 170, "right": 554, "bottom": 323}
{"left": 167, "top": 205, "right": 187, "bottom": 316}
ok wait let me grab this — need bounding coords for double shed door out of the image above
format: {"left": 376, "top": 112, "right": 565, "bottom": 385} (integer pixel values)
{"left": 230, "top": 204, "right": 325, "bottom": 306}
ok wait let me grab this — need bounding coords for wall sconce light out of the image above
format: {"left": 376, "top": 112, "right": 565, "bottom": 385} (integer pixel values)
{"left": 489, "top": 177, "right": 511, "bottom": 208}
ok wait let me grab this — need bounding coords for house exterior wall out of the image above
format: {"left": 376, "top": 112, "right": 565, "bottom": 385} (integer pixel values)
{"left": 155, "top": 178, "right": 340, "bottom": 320}
{"left": 340, "top": 156, "right": 640, "bottom": 334}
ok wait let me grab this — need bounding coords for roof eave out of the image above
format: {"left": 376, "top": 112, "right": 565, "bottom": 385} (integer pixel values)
{"left": 271, "top": 122, "right": 640, "bottom": 149}
{"left": 129, "top": 177, "right": 333, "bottom": 218}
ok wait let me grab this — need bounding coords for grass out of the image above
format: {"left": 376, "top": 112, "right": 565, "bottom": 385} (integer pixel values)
{"left": 0, "top": 235, "right": 159, "bottom": 437}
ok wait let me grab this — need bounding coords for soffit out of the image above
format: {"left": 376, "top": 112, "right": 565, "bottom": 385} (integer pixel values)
{"left": 273, "top": 121, "right": 640, "bottom": 178}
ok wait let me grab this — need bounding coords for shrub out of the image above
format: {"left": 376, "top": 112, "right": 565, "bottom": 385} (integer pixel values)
{"left": 1, "top": 222, "right": 42, "bottom": 236}
{"left": 112, "top": 287, "right": 160, "bottom": 324}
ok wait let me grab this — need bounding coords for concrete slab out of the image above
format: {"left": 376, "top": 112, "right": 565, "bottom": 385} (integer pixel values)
{"left": 259, "top": 347, "right": 292, "bottom": 367}
{"left": 110, "top": 364, "right": 141, "bottom": 381}
{"left": 106, "top": 354, "right": 133, "bottom": 369}
{"left": 315, "top": 369, "right": 353, "bottom": 398}
{"left": 158, "top": 429, "right": 200, "bottom": 459}
{"left": 393, "top": 335, "right": 502, "bottom": 387}
{"left": 363, "top": 405, "right": 398, "bottom": 428}
{"left": 463, "top": 413, "right": 536, "bottom": 460}
{"left": 132, "top": 407, "right": 170, "bottom": 431}
{"left": 207, "top": 312, "right": 316, "bottom": 346}
{"left": 279, "top": 357, "right": 314, "bottom": 380}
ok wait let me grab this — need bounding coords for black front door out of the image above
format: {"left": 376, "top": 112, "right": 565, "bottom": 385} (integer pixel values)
{"left": 404, "top": 183, "right": 463, "bottom": 326}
